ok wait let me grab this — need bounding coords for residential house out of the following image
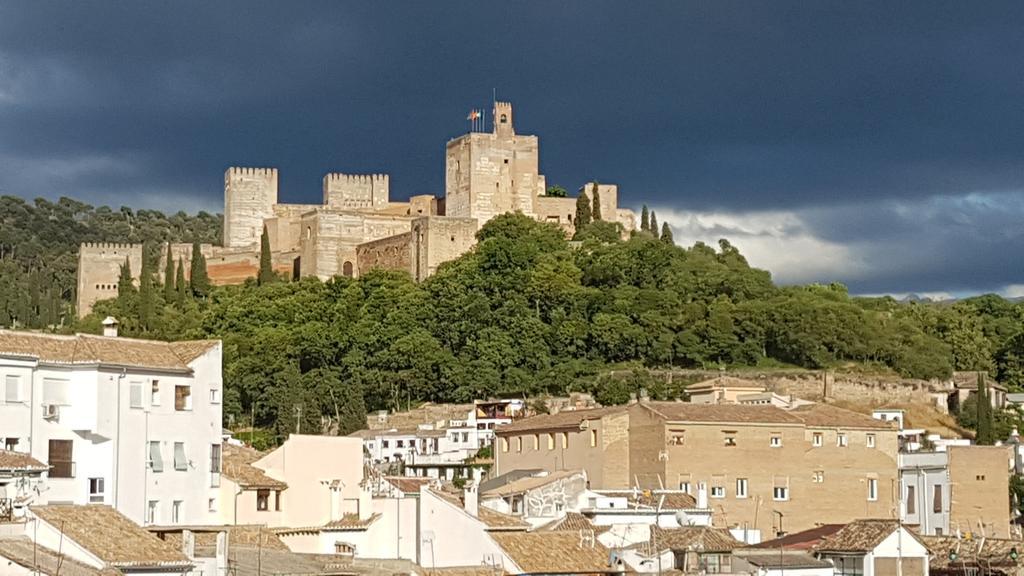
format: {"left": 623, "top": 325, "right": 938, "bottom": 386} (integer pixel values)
{"left": 951, "top": 371, "right": 1007, "bottom": 411}
{"left": 686, "top": 377, "right": 768, "bottom": 405}
{"left": 495, "top": 401, "right": 899, "bottom": 535}
{"left": 730, "top": 550, "right": 834, "bottom": 576}
{"left": 218, "top": 443, "right": 289, "bottom": 525}
{"left": 625, "top": 526, "right": 742, "bottom": 574}
{"left": 585, "top": 489, "right": 714, "bottom": 529}
{"left": 488, "top": 532, "right": 623, "bottom": 576}
{"left": 417, "top": 484, "right": 529, "bottom": 569}
{"left": 479, "top": 469, "right": 588, "bottom": 526}
{"left": 814, "top": 519, "right": 929, "bottom": 576}
{"left": 946, "top": 445, "right": 1012, "bottom": 538}
{"left": 0, "top": 323, "right": 223, "bottom": 526}
{"left": 0, "top": 534, "right": 116, "bottom": 576}
{"left": 0, "top": 451, "right": 47, "bottom": 520}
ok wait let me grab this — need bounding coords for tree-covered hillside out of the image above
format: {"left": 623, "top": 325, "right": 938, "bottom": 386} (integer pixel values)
{"left": 65, "top": 210, "right": 1024, "bottom": 440}
{"left": 0, "top": 195, "right": 221, "bottom": 327}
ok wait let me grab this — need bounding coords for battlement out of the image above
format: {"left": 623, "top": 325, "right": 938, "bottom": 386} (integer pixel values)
{"left": 322, "top": 172, "right": 390, "bottom": 209}
{"left": 225, "top": 167, "right": 278, "bottom": 179}
{"left": 323, "top": 173, "right": 390, "bottom": 186}
{"left": 494, "top": 101, "right": 514, "bottom": 135}
{"left": 79, "top": 242, "right": 142, "bottom": 251}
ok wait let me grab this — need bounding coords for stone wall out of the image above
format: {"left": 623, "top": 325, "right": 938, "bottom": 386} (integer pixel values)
{"left": 947, "top": 445, "right": 1012, "bottom": 538}
{"left": 223, "top": 167, "right": 278, "bottom": 248}
{"left": 322, "top": 173, "right": 390, "bottom": 210}
{"left": 356, "top": 232, "right": 413, "bottom": 278}
{"left": 410, "top": 216, "right": 478, "bottom": 281}
{"left": 76, "top": 243, "right": 143, "bottom": 317}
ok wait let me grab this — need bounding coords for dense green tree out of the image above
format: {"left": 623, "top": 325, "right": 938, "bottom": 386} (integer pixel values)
{"left": 661, "top": 222, "right": 673, "bottom": 245}
{"left": 640, "top": 205, "right": 650, "bottom": 232}
{"left": 258, "top": 226, "right": 275, "bottom": 285}
{"left": 138, "top": 244, "right": 156, "bottom": 331}
{"left": 650, "top": 211, "right": 659, "bottom": 239}
{"left": 975, "top": 373, "right": 995, "bottom": 444}
{"left": 189, "top": 241, "right": 211, "bottom": 298}
{"left": 175, "top": 257, "right": 187, "bottom": 308}
{"left": 574, "top": 194, "right": 592, "bottom": 234}
{"left": 996, "top": 332, "right": 1024, "bottom": 391}
{"left": 545, "top": 185, "right": 567, "bottom": 198}
{"left": 591, "top": 183, "right": 602, "bottom": 221}
{"left": 163, "top": 244, "right": 175, "bottom": 302}
{"left": 117, "top": 257, "right": 134, "bottom": 299}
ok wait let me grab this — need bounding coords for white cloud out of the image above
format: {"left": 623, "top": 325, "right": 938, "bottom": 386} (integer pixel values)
{"left": 1001, "top": 285, "right": 1024, "bottom": 299}
{"left": 648, "top": 206, "right": 869, "bottom": 285}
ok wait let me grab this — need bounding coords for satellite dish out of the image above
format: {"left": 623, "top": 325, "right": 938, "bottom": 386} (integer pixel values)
{"left": 675, "top": 510, "right": 695, "bottom": 526}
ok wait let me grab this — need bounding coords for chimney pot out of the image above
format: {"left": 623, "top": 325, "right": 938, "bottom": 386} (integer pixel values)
{"left": 101, "top": 316, "right": 119, "bottom": 338}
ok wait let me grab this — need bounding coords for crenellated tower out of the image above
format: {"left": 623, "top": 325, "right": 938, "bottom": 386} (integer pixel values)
{"left": 223, "top": 167, "right": 279, "bottom": 248}
{"left": 322, "top": 173, "right": 390, "bottom": 210}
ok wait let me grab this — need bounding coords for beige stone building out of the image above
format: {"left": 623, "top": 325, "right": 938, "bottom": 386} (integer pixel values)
{"left": 76, "top": 102, "right": 638, "bottom": 317}
{"left": 947, "top": 444, "right": 1013, "bottom": 538}
{"left": 494, "top": 401, "right": 899, "bottom": 536}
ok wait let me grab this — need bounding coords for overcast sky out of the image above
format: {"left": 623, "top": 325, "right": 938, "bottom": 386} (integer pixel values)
{"left": 1, "top": 2, "right": 1022, "bottom": 297}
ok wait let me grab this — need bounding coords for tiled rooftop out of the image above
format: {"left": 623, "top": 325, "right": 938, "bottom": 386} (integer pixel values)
{"left": 0, "top": 330, "right": 218, "bottom": 372}
{"left": 221, "top": 444, "right": 287, "bottom": 490}
{"left": 0, "top": 450, "right": 48, "bottom": 472}
{"left": 816, "top": 519, "right": 910, "bottom": 553}
{"left": 490, "top": 532, "right": 615, "bottom": 574}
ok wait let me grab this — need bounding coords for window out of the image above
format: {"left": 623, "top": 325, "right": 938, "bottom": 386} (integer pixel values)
{"left": 906, "top": 485, "right": 916, "bottom": 514}
{"left": 710, "top": 482, "right": 725, "bottom": 498}
{"left": 149, "top": 441, "right": 164, "bottom": 473}
{"left": 679, "top": 481, "right": 692, "bottom": 494}
{"left": 151, "top": 380, "right": 161, "bottom": 406}
{"left": 867, "top": 478, "right": 878, "bottom": 501}
{"left": 382, "top": 440, "right": 389, "bottom": 449}
{"left": 976, "top": 474, "right": 986, "bottom": 481}
{"left": 736, "top": 478, "right": 748, "bottom": 498}
{"left": 257, "top": 489, "right": 270, "bottom": 511}
{"left": 831, "top": 555, "right": 864, "bottom": 576}
{"left": 88, "top": 478, "right": 105, "bottom": 503}
{"left": 590, "top": 430, "right": 598, "bottom": 447}
{"left": 669, "top": 430, "right": 685, "bottom": 446}
{"left": 172, "top": 500, "right": 183, "bottom": 523}
{"left": 837, "top": 433, "right": 848, "bottom": 447}
{"left": 335, "top": 542, "right": 355, "bottom": 554}
{"left": 461, "top": 432, "right": 469, "bottom": 443}
{"left": 211, "top": 444, "right": 222, "bottom": 473}
{"left": 812, "top": 470, "right": 825, "bottom": 483}
{"left": 866, "top": 433, "right": 875, "bottom": 448}
{"left": 933, "top": 484, "right": 943, "bottom": 513}
{"left": 48, "top": 439, "right": 74, "bottom": 478}
{"left": 147, "top": 500, "right": 159, "bottom": 524}
{"left": 396, "top": 440, "right": 404, "bottom": 448}
{"left": 723, "top": 435, "right": 737, "bottom": 447}
{"left": 703, "top": 553, "right": 732, "bottom": 574}
{"left": 533, "top": 435, "right": 539, "bottom": 450}
{"left": 812, "top": 433, "right": 823, "bottom": 447}
{"left": 129, "top": 382, "right": 143, "bottom": 409}
{"left": 208, "top": 498, "right": 218, "bottom": 513}
{"left": 174, "top": 385, "right": 192, "bottom": 411}
{"left": 547, "top": 433, "right": 555, "bottom": 450}
{"left": 4, "top": 438, "right": 17, "bottom": 451}
{"left": 174, "top": 442, "right": 188, "bottom": 471}
{"left": 561, "top": 432, "right": 569, "bottom": 449}
{"left": 209, "top": 389, "right": 221, "bottom": 404}
{"left": 770, "top": 435, "right": 782, "bottom": 448}
{"left": 42, "top": 378, "right": 71, "bottom": 406}
{"left": 275, "top": 490, "right": 282, "bottom": 511}
{"left": 4, "top": 375, "right": 19, "bottom": 403}
{"left": 516, "top": 437, "right": 523, "bottom": 452}
{"left": 773, "top": 486, "right": 789, "bottom": 501}
{"left": 501, "top": 437, "right": 509, "bottom": 452}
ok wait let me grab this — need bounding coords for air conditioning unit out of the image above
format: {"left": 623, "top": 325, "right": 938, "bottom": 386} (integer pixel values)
{"left": 42, "top": 405, "right": 59, "bottom": 420}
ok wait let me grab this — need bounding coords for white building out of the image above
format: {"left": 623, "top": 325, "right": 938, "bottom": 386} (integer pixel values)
{"left": 0, "top": 321, "right": 223, "bottom": 526}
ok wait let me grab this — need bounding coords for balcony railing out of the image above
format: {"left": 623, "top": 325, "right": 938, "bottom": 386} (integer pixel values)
{"left": 49, "top": 460, "right": 76, "bottom": 479}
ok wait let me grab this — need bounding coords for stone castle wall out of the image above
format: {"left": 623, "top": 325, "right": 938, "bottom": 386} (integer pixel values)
{"left": 76, "top": 243, "right": 143, "bottom": 317}
{"left": 323, "top": 173, "right": 390, "bottom": 210}
{"left": 410, "top": 216, "right": 478, "bottom": 281}
{"left": 356, "top": 232, "right": 413, "bottom": 278}
{"left": 223, "top": 167, "right": 278, "bottom": 248}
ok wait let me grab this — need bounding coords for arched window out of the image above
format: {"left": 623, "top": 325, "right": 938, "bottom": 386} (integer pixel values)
{"left": 305, "top": 226, "right": 312, "bottom": 240}
{"left": 342, "top": 261, "right": 354, "bottom": 278}
{"left": 500, "top": 114, "right": 508, "bottom": 123}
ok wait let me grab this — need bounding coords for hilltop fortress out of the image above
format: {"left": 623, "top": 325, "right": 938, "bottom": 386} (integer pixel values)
{"left": 77, "top": 103, "right": 637, "bottom": 317}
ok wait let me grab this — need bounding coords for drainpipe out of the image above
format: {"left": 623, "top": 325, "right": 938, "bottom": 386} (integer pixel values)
{"left": 114, "top": 368, "right": 126, "bottom": 510}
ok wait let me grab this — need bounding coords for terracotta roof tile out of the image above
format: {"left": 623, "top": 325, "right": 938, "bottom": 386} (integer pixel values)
{"left": 922, "top": 535, "right": 1022, "bottom": 569}
{"left": 651, "top": 526, "right": 742, "bottom": 553}
{"left": 322, "top": 513, "right": 381, "bottom": 531}
{"left": 496, "top": 407, "right": 625, "bottom": 434}
{"left": 597, "top": 490, "right": 698, "bottom": 510}
{"left": 537, "top": 512, "right": 608, "bottom": 534}
{"left": 816, "top": 519, "right": 913, "bottom": 553}
{"left": 734, "top": 551, "right": 833, "bottom": 569}
{"left": 0, "top": 330, "right": 218, "bottom": 372}
{"left": 749, "top": 524, "right": 844, "bottom": 550}
{"left": 30, "top": 505, "right": 191, "bottom": 568}
{"left": 490, "top": 532, "right": 616, "bottom": 574}
{"left": 643, "top": 402, "right": 803, "bottom": 425}
{"left": 384, "top": 476, "right": 435, "bottom": 494}
{"left": 157, "top": 525, "right": 290, "bottom": 551}
{"left": 0, "top": 450, "right": 48, "bottom": 472}
{"left": 482, "top": 470, "right": 583, "bottom": 498}
{"left": 790, "top": 404, "right": 897, "bottom": 430}
{"left": 221, "top": 444, "right": 287, "bottom": 490}
{"left": 431, "top": 489, "right": 529, "bottom": 531}
{"left": 0, "top": 536, "right": 118, "bottom": 576}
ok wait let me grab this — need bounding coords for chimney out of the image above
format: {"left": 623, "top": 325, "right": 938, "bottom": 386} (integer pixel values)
{"left": 181, "top": 529, "right": 195, "bottom": 558}
{"left": 101, "top": 316, "right": 119, "bottom": 338}
{"left": 464, "top": 477, "right": 480, "bottom": 517}
{"left": 358, "top": 480, "right": 373, "bottom": 521}
{"left": 696, "top": 483, "right": 708, "bottom": 509}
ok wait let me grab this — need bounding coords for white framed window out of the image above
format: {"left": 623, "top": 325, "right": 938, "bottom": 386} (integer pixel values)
{"left": 147, "top": 500, "right": 159, "bottom": 524}
{"left": 174, "top": 385, "right": 192, "bottom": 411}
{"left": 174, "top": 442, "right": 188, "bottom": 471}
{"left": 149, "top": 441, "right": 164, "bottom": 472}
{"left": 208, "top": 498, "right": 218, "bottom": 513}
{"left": 770, "top": 435, "right": 782, "bottom": 448}
{"left": 129, "top": 382, "right": 143, "bottom": 409}
{"left": 837, "top": 433, "right": 848, "bottom": 447}
{"left": 736, "top": 478, "right": 748, "bottom": 498}
{"left": 813, "top": 470, "right": 825, "bottom": 483}
{"left": 710, "top": 485, "right": 725, "bottom": 498}
{"left": 501, "top": 437, "right": 509, "bottom": 452}
{"left": 209, "top": 388, "right": 221, "bottom": 404}
{"left": 773, "top": 486, "right": 789, "bottom": 501}
{"left": 88, "top": 477, "right": 105, "bottom": 503}
{"left": 4, "top": 438, "right": 17, "bottom": 451}
{"left": 866, "top": 434, "right": 876, "bottom": 448}
{"left": 679, "top": 481, "right": 692, "bottom": 494}
{"left": 172, "top": 500, "right": 183, "bottom": 524}
{"left": 867, "top": 478, "right": 878, "bottom": 501}
{"left": 151, "top": 380, "right": 161, "bottom": 406}
{"left": 812, "top": 432, "right": 822, "bottom": 447}
{"left": 4, "top": 375, "right": 20, "bottom": 403}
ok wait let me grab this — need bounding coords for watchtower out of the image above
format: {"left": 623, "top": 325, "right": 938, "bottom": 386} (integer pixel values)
{"left": 223, "top": 167, "right": 279, "bottom": 248}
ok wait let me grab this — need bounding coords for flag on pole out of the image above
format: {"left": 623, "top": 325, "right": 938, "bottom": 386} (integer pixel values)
{"left": 467, "top": 109, "right": 481, "bottom": 132}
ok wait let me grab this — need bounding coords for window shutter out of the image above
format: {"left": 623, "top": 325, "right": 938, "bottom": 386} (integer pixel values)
{"left": 130, "top": 383, "right": 143, "bottom": 408}
{"left": 174, "top": 443, "right": 187, "bottom": 471}
{"left": 4, "top": 376, "right": 18, "bottom": 402}
{"left": 150, "top": 442, "right": 164, "bottom": 472}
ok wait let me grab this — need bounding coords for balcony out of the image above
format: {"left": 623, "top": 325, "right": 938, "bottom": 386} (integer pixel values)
{"left": 49, "top": 460, "right": 76, "bottom": 479}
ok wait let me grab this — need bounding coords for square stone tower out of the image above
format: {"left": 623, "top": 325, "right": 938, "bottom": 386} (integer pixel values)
{"left": 223, "top": 167, "right": 279, "bottom": 248}
{"left": 444, "top": 102, "right": 545, "bottom": 224}
{"left": 322, "top": 173, "right": 390, "bottom": 210}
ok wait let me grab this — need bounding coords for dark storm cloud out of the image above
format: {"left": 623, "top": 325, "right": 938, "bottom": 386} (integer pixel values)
{"left": 1, "top": 2, "right": 1022, "bottom": 292}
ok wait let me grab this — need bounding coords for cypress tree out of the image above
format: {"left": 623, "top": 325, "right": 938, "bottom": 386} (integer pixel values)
{"left": 591, "top": 183, "right": 602, "bottom": 221}
{"left": 661, "top": 222, "right": 674, "bottom": 245}
{"left": 175, "top": 257, "right": 187, "bottom": 308}
{"left": 976, "top": 372, "right": 995, "bottom": 445}
{"left": 641, "top": 205, "right": 650, "bottom": 232}
{"left": 650, "top": 211, "right": 659, "bottom": 240}
{"left": 138, "top": 244, "right": 155, "bottom": 331}
{"left": 162, "top": 244, "right": 175, "bottom": 302}
{"left": 189, "top": 241, "right": 211, "bottom": 298}
{"left": 574, "top": 194, "right": 592, "bottom": 235}
{"left": 117, "top": 256, "right": 135, "bottom": 300}
{"left": 258, "top": 226, "right": 275, "bottom": 285}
